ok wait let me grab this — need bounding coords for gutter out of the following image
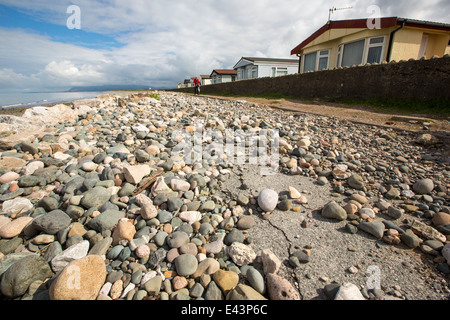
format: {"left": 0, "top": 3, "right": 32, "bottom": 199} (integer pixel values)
{"left": 386, "top": 19, "right": 406, "bottom": 62}
{"left": 296, "top": 54, "right": 302, "bottom": 73}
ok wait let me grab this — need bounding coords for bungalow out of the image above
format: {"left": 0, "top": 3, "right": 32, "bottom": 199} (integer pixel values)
{"left": 210, "top": 69, "right": 237, "bottom": 84}
{"left": 233, "top": 57, "right": 299, "bottom": 80}
{"left": 291, "top": 17, "right": 450, "bottom": 73}
{"left": 199, "top": 75, "right": 212, "bottom": 86}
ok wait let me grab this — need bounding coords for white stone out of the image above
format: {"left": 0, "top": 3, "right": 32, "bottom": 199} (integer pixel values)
{"left": 179, "top": 211, "right": 202, "bottom": 224}
{"left": 1, "top": 198, "right": 33, "bottom": 216}
{"left": 51, "top": 240, "right": 90, "bottom": 273}
{"left": 81, "top": 161, "right": 97, "bottom": 172}
{"left": 0, "top": 172, "right": 20, "bottom": 184}
{"left": 228, "top": 242, "right": 256, "bottom": 266}
{"left": 257, "top": 189, "right": 278, "bottom": 212}
{"left": 21, "top": 161, "right": 44, "bottom": 175}
{"left": 131, "top": 123, "right": 149, "bottom": 134}
{"left": 151, "top": 176, "right": 173, "bottom": 196}
{"left": 123, "top": 165, "right": 151, "bottom": 184}
{"left": 334, "top": 283, "right": 366, "bottom": 300}
{"left": 170, "top": 179, "right": 191, "bottom": 192}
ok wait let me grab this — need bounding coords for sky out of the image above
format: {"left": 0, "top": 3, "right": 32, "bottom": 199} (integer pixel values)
{"left": 0, "top": 0, "right": 449, "bottom": 92}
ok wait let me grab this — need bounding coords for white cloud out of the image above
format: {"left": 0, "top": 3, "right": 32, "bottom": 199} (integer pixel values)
{"left": 0, "top": 0, "right": 448, "bottom": 91}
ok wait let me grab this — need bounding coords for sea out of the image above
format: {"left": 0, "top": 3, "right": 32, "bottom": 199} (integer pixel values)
{"left": 0, "top": 92, "right": 102, "bottom": 109}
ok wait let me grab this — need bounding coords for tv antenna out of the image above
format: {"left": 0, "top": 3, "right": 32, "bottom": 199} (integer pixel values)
{"left": 328, "top": 6, "right": 353, "bottom": 21}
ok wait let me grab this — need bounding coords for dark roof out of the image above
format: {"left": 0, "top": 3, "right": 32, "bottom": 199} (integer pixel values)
{"left": 210, "top": 69, "right": 238, "bottom": 76}
{"left": 291, "top": 17, "right": 450, "bottom": 55}
{"left": 233, "top": 57, "right": 299, "bottom": 69}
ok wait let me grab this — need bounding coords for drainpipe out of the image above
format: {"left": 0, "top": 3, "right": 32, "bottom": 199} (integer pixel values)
{"left": 296, "top": 54, "right": 302, "bottom": 73}
{"left": 386, "top": 20, "right": 406, "bottom": 62}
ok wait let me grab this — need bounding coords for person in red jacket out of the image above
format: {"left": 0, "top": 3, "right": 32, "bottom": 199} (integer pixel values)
{"left": 193, "top": 77, "right": 201, "bottom": 95}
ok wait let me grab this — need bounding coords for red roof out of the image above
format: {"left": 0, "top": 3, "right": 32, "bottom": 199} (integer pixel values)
{"left": 290, "top": 17, "right": 450, "bottom": 55}
{"left": 211, "top": 69, "right": 238, "bottom": 75}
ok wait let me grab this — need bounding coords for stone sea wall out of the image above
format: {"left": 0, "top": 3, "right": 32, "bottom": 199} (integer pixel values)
{"left": 172, "top": 56, "right": 450, "bottom": 102}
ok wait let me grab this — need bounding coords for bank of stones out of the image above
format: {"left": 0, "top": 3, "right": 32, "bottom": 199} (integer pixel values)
{"left": 0, "top": 91, "right": 448, "bottom": 301}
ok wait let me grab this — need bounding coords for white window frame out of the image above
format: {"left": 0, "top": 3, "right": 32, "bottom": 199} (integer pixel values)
{"left": 301, "top": 49, "right": 330, "bottom": 73}
{"left": 337, "top": 45, "right": 343, "bottom": 68}
{"left": 271, "top": 66, "right": 288, "bottom": 77}
{"left": 364, "top": 36, "right": 387, "bottom": 64}
{"left": 317, "top": 50, "right": 330, "bottom": 70}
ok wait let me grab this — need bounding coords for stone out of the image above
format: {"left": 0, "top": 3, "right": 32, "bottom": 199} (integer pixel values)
{"left": 51, "top": 240, "right": 90, "bottom": 273}
{"left": 0, "top": 171, "right": 20, "bottom": 184}
{"left": 135, "top": 193, "right": 158, "bottom": 220}
{"left": 236, "top": 216, "right": 255, "bottom": 230}
{"left": 261, "top": 249, "right": 281, "bottom": 275}
{"left": 226, "top": 284, "right": 267, "bottom": 300}
{"left": 334, "top": 283, "right": 365, "bottom": 300}
{"left": 322, "top": 201, "right": 347, "bottom": 221}
{"left": 212, "top": 269, "right": 238, "bottom": 294}
{"left": 432, "top": 212, "right": 450, "bottom": 227}
{"left": 204, "top": 280, "right": 223, "bottom": 300}
{"left": 442, "top": 243, "right": 450, "bottom": 265}
{"left": 49, "top": 255, "right": 106, "bottom": 300}
{"left": 192, "top": 258, "right": 220, "bottom": 278}
{"left": 387, "top": 206, "right": 403, "bottom": 219}
{"left": 228, "top": 242, "right": 256, "bottom": 266}
{"left": 80, "top": 186, "right": 111, "bottom": 209}
{"left": 203, "top": 240, "right": 224, "bottom": 255}
{"left": 400, "top": 229, "right": 421, "bottom": 249}
{"left": 413, "top": 178, "right": 434, "bottom": 194}
{"left": 135, "top": 245, "right": 150, "bottom": 258}
{"left": 246, "top": 268, "right": 265, "bottom": 294}
{"left": 32, "top": 210, "right": 71, "bottom": 235}
{"left": 289, "top": 186, "right": 302, "bottom": 199}
{"left": 174, "top": 254, "right": 198, "bottom": 276}
{"left": 123, "top": 165, "right": 151, "bottom": 184}
{"left": 411, "top": 219, "right": 446, "bottom": 243}
{"left": 0, "top": 157, "right": 27, "bottom": 170}
{"left": 257, "top": 189, "right": 278, "bottom": 212}
{"left": 1, "top": 198, "right": 33, "bottom": 216}
{"left": 151, "top": 176, "right": 173, "bottom": 196}
{"left": 112, "top": 219, "right": 136, "bottom": 245}
{"left": 348, "top": 174, "right": 365, "bottom": 190}
{"left": 0, "top": 216, "right": 33, "bottom": 238}
{"left": 179, "top": 211, "right": 202, "bottom": 224}
{"left": 358, "top": 221, "right": 385, "bottom": 239}
{"left": 266, "top": 273, "right": 300, "bottom": 300}
{"left": 0, "top": 255, "right": 53, "bottom": 299}
{"left": 86, "top": 209, "right": 125, "bottom": 233}
{"left": 166, "top": 231, "right": 190, "bottom": 248}
{"left": 170, "top": 179, "right": 190, "bottom": 192}
{"left": 89, "top": 237, "right": 112, "bottom": 256}
{"left": 38, "top": 196, "right": 59, "bottom": 211}
{"left": 144, "top": 275, "right": 162, "bottom": 296}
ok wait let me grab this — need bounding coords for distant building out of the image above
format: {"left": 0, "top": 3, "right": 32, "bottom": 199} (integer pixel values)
{"left": 210, "top": 69, "right": 237, "bottom": 84}
{"left": 233, "top": 57, "right": 299, "bottom": 80}
{"left": 199, "top": 75, "right": 212, "bottom": 86}
{"left": 291, "top": 17, "right": 450, "bottom": 73}
{"left": 184, "top": 79, "right": 193, "bottom": 87}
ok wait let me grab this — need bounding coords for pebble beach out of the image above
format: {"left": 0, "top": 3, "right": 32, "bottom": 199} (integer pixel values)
{"left": 0, "top": 91, "right": 449, "bottom": 301}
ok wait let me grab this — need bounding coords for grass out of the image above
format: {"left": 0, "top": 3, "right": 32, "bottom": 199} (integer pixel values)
{"left": 201, "top": 91, "right": 450, "bottom": 119}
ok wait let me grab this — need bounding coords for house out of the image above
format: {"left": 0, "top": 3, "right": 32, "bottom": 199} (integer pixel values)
{"left": 184, "top": 79, "right": 193, "bottom": 88}
{"left": 177, "top": 83, "right": 185, "bottom": 89}
{"left": 233, "top": 57, "right": 299, "bottom": 80}
{"left": 210, "top": 69, "right": 237, "bottom": 84}
{"left": 199, "top": 75, "right": 212, "bottom": 86}
{"left": 291, "top": 17, "right": 450, "bottom": 73}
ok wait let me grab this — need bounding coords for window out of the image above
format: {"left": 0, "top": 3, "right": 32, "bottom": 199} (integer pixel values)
{"left": 303, "top": 52, "right": 317, "bottom": 72}
{"left": 251, "top": 66, "right": 257, "bottom": 78}
{"left": 318, "top": 50, "right": 329, "bottom": 70}
{"left": 366, "top": 36, "right": 385, "bottom": 64}
{"left": 337, "top": 45, "right": 343, "bottom": 67}
{"left": 272, "top": 67, "right": 288, "bottom": 77}
{"left": 302, "top": 50, "right": 329, "bottom": 72}
{"left": 341, "top": 39, "right": 366, "bottom": 67}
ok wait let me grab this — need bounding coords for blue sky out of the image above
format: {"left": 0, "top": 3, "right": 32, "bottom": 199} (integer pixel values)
{"left": 0, "top": 0, "right": 448, "bottom": 92}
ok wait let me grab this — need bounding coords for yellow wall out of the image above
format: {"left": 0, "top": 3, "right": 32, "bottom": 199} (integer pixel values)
{"left": 299, "top": 25, "right": 450, "bottom": 72}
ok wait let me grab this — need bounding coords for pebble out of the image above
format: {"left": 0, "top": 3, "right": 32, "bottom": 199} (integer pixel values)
{"left": 49, "top": 255, "right": 106, "bottom": 300}
{"left": 228, "top": 242, "right": 256, "bottom": 266}
{"left": 257, "top": 189, "right": 278, "bottom": 212}
{"left": 322, "top": 201, "right": 347, "bottom": 221}
{"left": 266, "top": 273, "right": 300, "bottom": 300}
